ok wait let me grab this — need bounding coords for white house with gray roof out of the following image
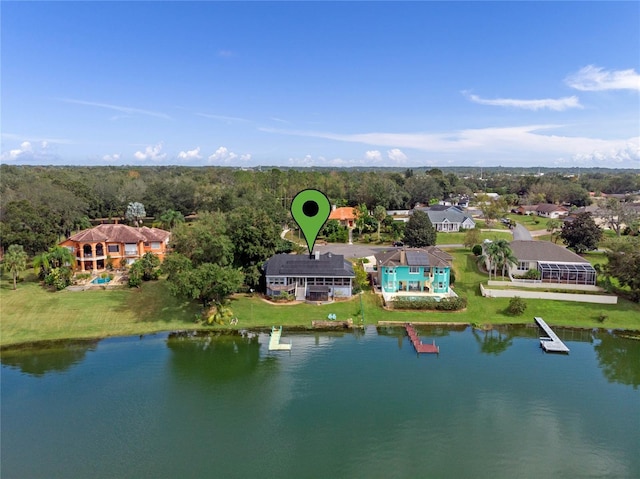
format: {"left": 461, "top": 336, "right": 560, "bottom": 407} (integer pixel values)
{"left": 413, "top": 205, "right": 476, "bottom": 232}
{"left": 508, "top": 240, "right": 596, "bottom": 286}
{"left": 263, "top": 252, "right": 355, "bottom": 301}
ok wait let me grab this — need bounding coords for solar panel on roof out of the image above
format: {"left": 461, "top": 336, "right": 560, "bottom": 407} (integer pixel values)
{"left": 405, "top": 251, "right": 429, "bottom": 266}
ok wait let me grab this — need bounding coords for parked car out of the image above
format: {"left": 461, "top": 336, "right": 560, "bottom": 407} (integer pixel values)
{"left": 392, "top": 241, "right": 404, "bottom": 247}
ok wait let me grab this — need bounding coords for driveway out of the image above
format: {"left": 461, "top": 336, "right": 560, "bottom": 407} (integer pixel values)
{"left": 512, "top": 224, "right": 533, "bottom": 241}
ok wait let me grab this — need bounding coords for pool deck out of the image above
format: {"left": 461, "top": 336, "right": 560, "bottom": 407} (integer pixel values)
{"left": 405, "top": 323, "right": 439, "bottom": 354}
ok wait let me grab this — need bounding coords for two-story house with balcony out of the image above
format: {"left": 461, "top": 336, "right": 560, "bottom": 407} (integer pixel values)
{"left": 59, "top": 223, "right": 170, "bottom": 272}
{"left": 375, "top": 247, "right": 453, "bottom": 300}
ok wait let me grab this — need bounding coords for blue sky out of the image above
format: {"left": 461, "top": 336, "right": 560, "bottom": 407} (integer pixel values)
{"left": 2, "top": 1, "right": 639, "bottom": 168}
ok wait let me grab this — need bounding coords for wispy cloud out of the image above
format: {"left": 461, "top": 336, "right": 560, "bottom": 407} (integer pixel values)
{"left": 177, "top": 147, "right": 202, "bottom": 160}
{"left": 196, "top": 112, "right": 251, "bottom": 123}
{"left": 463, "top": 91, "right": 582, "bottom": 111}
{"left": 134, "top": 142, "right": 167, "bottom": 161}
{"left": 218, "top": 50, "right": 234, "bottom": 58}
{"left": 261, "top": 125, "right": 639, "bottom": 165}
{"left": 565, "top": 65, "right": 640, "bottom": 91}
{"left": 2, "top": 132, "right": 74, "bottom": 144}
{"left": 59, "top": 98, "right": 171, "bottom": 119}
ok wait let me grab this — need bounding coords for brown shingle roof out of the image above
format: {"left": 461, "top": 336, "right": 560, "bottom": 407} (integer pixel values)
{"left": 509, "top": 240, "right": 588, "bottom": 263}
{"left": 66, "top": 224, "right": 168, "bottom": 244}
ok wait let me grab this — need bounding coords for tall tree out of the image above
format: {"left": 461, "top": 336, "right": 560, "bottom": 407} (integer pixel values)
{"left": 4, "top": 244, "right": 28, "bottom": 290}
{"left": 404, "top": 210, "right": 437, "bottom": 247}
{"left": 546, "top": 219, "right": 562, "bottom": 244}
{"left": 170, "top": 212, "right": 234, "bottom": 267}
{"left": 228, "top": 206, "right": 281, "bottom": 288}
{"left": 602, "top": 237, "right": 640, "bottom": 302}
{"left": 561, "top": 212, "right": 602, "bottom": 253}
{"left": 125, "top": 202, "right": 146, "bottom": 227}
{"left": 373, "top": 205, "right": 387, "bottom": 241}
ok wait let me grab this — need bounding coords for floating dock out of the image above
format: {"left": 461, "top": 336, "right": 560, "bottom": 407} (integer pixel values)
{"left": 268, "top": 326, "right": 292, "bottom": 351}
{"left": 405, "top": 323, "right": 439, "bottom": 354}
{"left": 535, "top": 316, "right": 570, "bottom": 353}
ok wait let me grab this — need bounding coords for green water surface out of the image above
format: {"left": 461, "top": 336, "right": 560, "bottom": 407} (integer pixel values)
{"left": 1, "top": 326, "right": 638, "bottom": 478}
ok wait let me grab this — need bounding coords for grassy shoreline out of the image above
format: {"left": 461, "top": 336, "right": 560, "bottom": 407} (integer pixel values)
{"left": 2, "top": 250, "right": 639, "bottom": 348}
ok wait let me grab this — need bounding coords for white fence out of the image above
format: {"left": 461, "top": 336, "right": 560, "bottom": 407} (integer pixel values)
{"left": 480, "top": 284, "right": 617, "bottom": 304}
{"left": 488, "top": 280, "right": 602, "bottom": 292}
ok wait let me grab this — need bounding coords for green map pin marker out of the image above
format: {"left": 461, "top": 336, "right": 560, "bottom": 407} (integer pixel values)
{"left": 290, "top": 189, "right": 331, "bottom": 258}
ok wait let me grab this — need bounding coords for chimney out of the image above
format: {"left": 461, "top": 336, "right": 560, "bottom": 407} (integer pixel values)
{"left": 400, "top": 249, "right": 406, "bottom": 265}
{"left": 315, "top": 251, "right": 320, "bottom": 260}
{"left": 332, "top": 204, "right": 337, "bottom": 211}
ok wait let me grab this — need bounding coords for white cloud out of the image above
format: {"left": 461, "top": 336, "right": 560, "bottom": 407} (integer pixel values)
{"left": 387, "top": 148, "right": 408, "bottom": 163}
{"left": 365, "top": 150, "right": 382, "bottom": 162}
{"left": 207, "top": 146, "right": 251, "bottom": 164}
{"left": 102, "top": 153, "right": 121, "bottom": 162}
{"left": 464, "top": 92, "right": 582, "bottom": 111}
{"left": 569, "top": 139, "right": 640, "bottom": 166}
{"left": 177, "top": 147, "right": 202, "bottom": 160}
{"left": 59, "top": 98, "right": 171, "bottom": 119}
{"left": 1, "top": 140, "right": 59, "bottom": 163}
{"left": 565, "top": 65, "right": 640, "bottom": 91}
{"left": 134, "top": 142, "right": 167, "bottom": 161}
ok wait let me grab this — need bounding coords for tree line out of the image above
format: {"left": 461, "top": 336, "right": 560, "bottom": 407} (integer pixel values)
{"left": 2, "top": 164, "right": 638, "bottom": 255}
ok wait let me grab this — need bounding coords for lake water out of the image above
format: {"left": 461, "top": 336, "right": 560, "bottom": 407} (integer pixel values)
{"left": 1, "top": 326, "right": 639, "bottom": 479}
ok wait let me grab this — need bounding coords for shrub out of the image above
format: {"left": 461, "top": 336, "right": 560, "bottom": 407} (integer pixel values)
{"left": 392, "top": 296, "right": 467, "bottom": 311}
{"left": 472, "top": 244, "right": 483, "bottom": 256}
{"left": 507, "top": 296, "right": 527, "bottom": 316}
{"left": 523, "top": 269, "right": 541, "bottom": 280}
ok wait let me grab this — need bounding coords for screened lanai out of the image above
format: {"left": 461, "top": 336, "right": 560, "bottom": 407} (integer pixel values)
{"left": 538, "top": 262, "right": 596, "bottom": 286}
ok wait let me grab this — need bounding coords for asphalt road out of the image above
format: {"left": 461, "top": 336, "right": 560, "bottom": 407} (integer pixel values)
{"left": 512, "top": 224, "right": 533, "bottom": 241}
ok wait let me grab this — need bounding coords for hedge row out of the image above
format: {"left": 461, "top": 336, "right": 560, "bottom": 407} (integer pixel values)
{"left": 391, "top": 296, "right": 467, "bottom": 311}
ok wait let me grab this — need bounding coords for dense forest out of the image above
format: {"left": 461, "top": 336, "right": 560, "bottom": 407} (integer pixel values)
{"left": 1, "top": 164, "right": 639, "bottom": 255}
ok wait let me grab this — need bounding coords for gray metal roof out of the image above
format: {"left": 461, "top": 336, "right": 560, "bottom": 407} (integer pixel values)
{"left": 263, "top": 253, "right": 355, "bottom": 277}
{"left": 509, "top": 240, "right": 590, "bottom": 263}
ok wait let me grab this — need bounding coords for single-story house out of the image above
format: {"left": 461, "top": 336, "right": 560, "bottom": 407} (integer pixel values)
{"left": 508, "top": 240, "right": 596, "bottom": 286}
{"left": 60, "top": 224, "right": 171, "bottom": 272}
{"left": 263, "top": 252, "right": 355, "bottom": 301}
{"left": 328, "top": 206, "right": 356, "bottom": 228}
{"left": 375, "top": 247, "right": 453, "bottom": 296}
{"left": 412, "top": 205, "right": 475, "bottom": 232}
{"left": 517, "top": 203, "right": 568, "bottom": 218}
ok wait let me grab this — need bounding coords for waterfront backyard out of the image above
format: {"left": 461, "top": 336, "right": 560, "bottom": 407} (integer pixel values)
{"left": 2, "top": 250, "right": 639, "bottom": 348}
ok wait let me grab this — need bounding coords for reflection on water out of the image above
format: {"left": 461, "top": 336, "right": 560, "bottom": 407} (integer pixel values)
{"left": 595, "top": 331, "right": 640, "bottom": 389}
{"left": 0, "top": 339, "right": 98, "bottom": 376}
{"left": 1, "top": 327, "right": 638, "bottom": 479}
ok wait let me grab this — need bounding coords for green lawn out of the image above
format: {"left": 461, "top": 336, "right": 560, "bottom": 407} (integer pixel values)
{"left": 0, "top": 274, "right": 202, "bottom": 347}
{"left": 2, "top": 250, "right": 639, "bottom": 347}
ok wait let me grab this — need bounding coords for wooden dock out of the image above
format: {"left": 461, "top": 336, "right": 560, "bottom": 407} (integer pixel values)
{"left": 268, "top": 326, "right": 292, "bottom": 351}
{"left": 405, "top": 323, "right": 439, "bottom": 354}
{"left": 535, "top": 317, "right": 569, "bottom": 353}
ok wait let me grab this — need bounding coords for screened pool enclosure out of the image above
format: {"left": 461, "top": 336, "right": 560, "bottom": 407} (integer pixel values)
{"left": 538, "top": 261, "right": 597, "bottom": 286}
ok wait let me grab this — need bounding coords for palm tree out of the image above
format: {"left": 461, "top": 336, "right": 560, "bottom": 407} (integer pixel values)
{"left": 158, "top": 209, "right": 185, "bottom": 231}
{"left": 493, "top": 239, "right": 518, "bottom": 280}
{"left": 33, "top": 246, "right": 75, "bottom": 279}
{"left": 546, "top": 219, "right": 562, "bottom": 244}
{"left": 4, "top": 244, "right": 28, "bottom": 290}
{"left": 373, "top": 205, "right": 387, "bottom": 241}
{"left": 478, "top": 241, "right": 500, "bottom": 280}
